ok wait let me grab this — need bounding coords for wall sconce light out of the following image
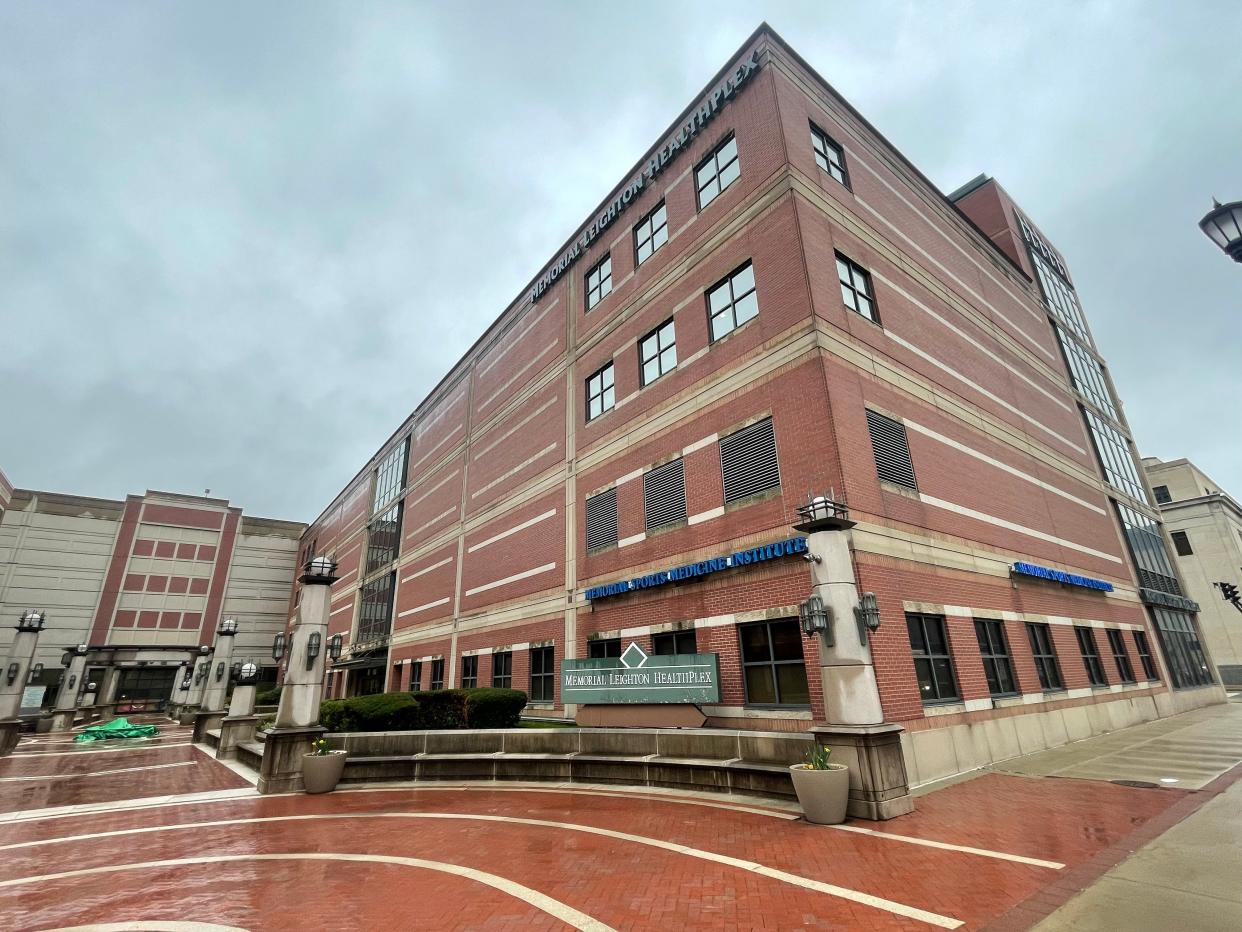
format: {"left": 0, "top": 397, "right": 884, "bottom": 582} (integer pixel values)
{"left": 6, "top": 663, "right": 19, "bottom": 685}
{"left": 853, "top": 591, "right": 881, "bottom": 645}
{"left": 306, "top": 632, "right": 322, "bottom": 670}
{"left": 328, "top": 633, "right": 344, "bottom": 662}
{"left": 180, "top": 674, "right": 192, "bottom": 690}
{"left": 218, "top": 618, "right": 239, "bottom": 637}
{"left": 17, "top": 609, "right": 46, "bottom": 633}
{"left": 27, "top": 663, "right": 44, "bottom": 684}
{"left": 230, "top": 661, "right": 242, "bottom": 679}
{"left": 272, "top": 632, "right": 287, "bottom": 662}
{"left": 68, "top": 674, "right": 78, "bottom": 691}
{"left": 215, "top": 662, "right": 225, "bottom": 681}
{"left": 798, "top": 594, "right": 833, "bottom": 645}
{"left": 238, "top": 661, "right": 259, "bottom": 685}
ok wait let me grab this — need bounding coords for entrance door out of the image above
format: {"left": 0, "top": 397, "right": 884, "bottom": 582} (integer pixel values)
{"left": 348, "top": 665, "right": 385, "bottom": 697}
{"left": 117, "top": 667, "right": 177, "bottom": 713}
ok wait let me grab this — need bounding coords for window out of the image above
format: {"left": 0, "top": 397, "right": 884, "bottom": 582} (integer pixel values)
{"left": 706, "top": 261, "right": 759, "bottom": 341}
{"left": 460, "top": 655, "right": 478, "bottom": 689}
{"left": 356, "top": 573, "right": 394, "bottom": 645}
{"left": 695, "top": 134, "right": 739, "bottom": 209}
{"left": 492, "top": 650, "right": 512, "bottom": 689}
{"left": 585, "top": 362, "right": 614, "bottom": 422}
{"left": 1152, "top": 608, "right": 1213, "bottom": 689}
{"left": 810, "top": 122, "right": 848, "bottom": 186}
{"left": 585, "top": 488, "right": 618, "bottom": 552}
{"left": 865, "top": 409, "right": 918, "bottom": 491}
{"left": 1153, "top": 485, "right": 1172, "bottom": 504}
{"left": 364, "top": 503, "right": 402, "bottom": 576}
{"left": 1106, "top": 629, "right": 1135, "bottom": 683}
{"left": 1084, "top": 410, "right": 1146, "bottom": 502}
{"left": 1032, "top": 252, "right": 1091, "bottom": 344}
{"left": 644, "top": 459, "right": 687, "bottom": 531}
{"left": 1026, "top": 623, "right": 1064, "bottom": 691}
{"left": 410, "top": 661, "right": 422, "bottom": 691}
{"left": 530, "top": 645, "right": 555, "bottom": 702}
{"left": 1133, "top": 630, "right": 1159, "bottom": 680}
{"left": 634, "top": 201, "right": 668, "bottom": 265}
{"left": 1116, "top": 503, "right": 1182, "bottom": 595}
{"left": 373, "top": 438, "right": 409, "bottom": 513}
{"left": 906, "top": 613, "right": 959, "bottom": 703}
{"left": 1171, "top": 531, "right": 1194, "bottom": 556}
{"left": 719, "top": 417, "right": 780, "bottom": 504}
{"left": 639, "top": 318, "right": 677, "bottom": 385}
{"left": 653, "top": 629, "right": 697, "bottom": 655}
{"left": 1075, "top": 627, "right": 1107, "bottom": 687}
{"left": 739, "top": 619, "right": 809, "bottom": 706}
{"left": 587, "top": 638, "right": 621, "bottom": 659}
{"left": 429, "top": 658, "right": 445, "bottom": 691}
{"left": 1056, "top": 327, "right": 1117, "bottom": 418}
{"left": 975, "top": 619, "right": 1017, "bottom": 696}
{"left": 836, "top": 253, "right": 878, "bottom": 323}
{"left": 585, "top": 254, "right": 612, "bottom": 310}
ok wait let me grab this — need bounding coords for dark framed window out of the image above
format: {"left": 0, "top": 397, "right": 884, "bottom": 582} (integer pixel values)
{"left": 1152, "top": 608, "right": 1213, "bottom": 689}
{"left": 585, "top": 254, "right": 612, "bottom": 310}
{"left": 1055, "top": 326, "right": 1117, "bottom": 418}
{"left": 410, "top": 661, "right": 422, "bottom": 691}
{"left": 585, "top": 362, "right": 614, "bottom": 422}
{"left": 1171, "top": 531, "right": 1193, "bottom": 556}
{"left": 639, "top": 318, "right": 677, "bottom": 385}
{"left": 364, "top": 503, "right": 402, "bottom": 576}
{"left": 373, "top": 438, "right": 409, "bottom": 513}
{"left": 836, "top": 252, "right": 878, "bottom": 323}
{"left": 906, "top": 613, "right": 959, "bottom": 703}
{"left": 1075, "top": 627, "right": 1107, "bottom": 687}
{"left": 1133, "top": 630, "right": 1158, "bottom": 680}
{"left": 810, "top": 122, "right": 848, "bottom": 186}
{"left": 429, "top": 657, "right": 445, "bottom": 691}
{"left": 975, "top": 619, "right": 1017, "bottom": 696}
{"left": 634, "top": 200, "right": 668, "bottom": 265}
{"left": 1026, "top": 623, "right": 1064, "bottom": 691}
{"left": 585, "top": 487, "right": 618, "bottom": 552}
{"left": 719, "top": 417, "right": 780, "bottom": 504}
{"left": 1116, "top": 503, "right": 1182, "bottom": 595}
{"left": 1031, "top": 251, "right": 1091, "bottom": 344}
{"left": 587, "top": 638, "right": 621, "bottom": 659}
{"left": 695, "top": 134, "right": 739, "bottom": 209}
{"left": 530, "top": 645, "right": 555, "bottom": 702}
{"left": 357, "top": 573, "right": 394, "bottom": 645}
{"left": 460, "top": 655, "right": 478, "bottom": 689}
{"left": 706, "top": 261, "right": 759, "bottom": 341}
{"left": 865, "top": 409, "right": 917, "bottom": 491}
{"left": 491, "top": 650, "right": 512, "bottom": 689}
{"left": 1106, "top": 629, "right": 1135, "bottom": 683}
{"left": 739, "top": 619, "right": 809, "bottom": 706}
{"left": 1084, "top": 410, "right": 1145, "bottom": 502}
{"left": 653, "top": 629, "right": 697, "bottom": 655}
{"left": 644, "top": 459, "right": 686, "bottom": 531}
{"left": 1152, "top": 485, "right": 1172, "bottom": 504}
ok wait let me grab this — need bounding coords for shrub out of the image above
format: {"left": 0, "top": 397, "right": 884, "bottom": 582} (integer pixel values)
{"left": 319, "top": 692, "right": 421, "bottom": 733}
{"left": 256, "top": 686, "right": 282, "bottom": 705}
{"left": 465, "top": 688, "right": 527, "bottom": 728}
{"left": 409, "top": 689, "right": 469, "bottom": 729}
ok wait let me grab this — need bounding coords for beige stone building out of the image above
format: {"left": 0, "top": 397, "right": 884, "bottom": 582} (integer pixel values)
{"left": 1143, "top": 457, "right": 1242, "bottom": 685}
{"left": 0, "top": 486, "right": 303, "bottom": 711}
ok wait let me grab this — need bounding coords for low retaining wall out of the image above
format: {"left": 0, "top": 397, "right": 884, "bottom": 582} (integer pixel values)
{"left": 325, "top": 727, "right": 815, "bottom": 798}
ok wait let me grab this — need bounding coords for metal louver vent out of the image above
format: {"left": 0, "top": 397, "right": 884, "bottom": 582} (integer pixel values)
{"left": 720, "top": 418, "right": 780, "bottom": 505}
{"left": 585, "top": 488, "right": 618, "bottom": 552}
{"left": 644, "top": 459, "right": 687, "bottom": 531}
{"left": 866, "top": 410, "right": 917, "bottom": 490}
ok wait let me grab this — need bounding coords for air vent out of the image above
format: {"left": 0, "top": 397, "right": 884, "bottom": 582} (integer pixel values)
{"left": 585, "top": 488, "right": 618, "bottom": 552}
{"left": 644, "top": 459, "right": 687, "bottom": 531}
{"left": 720, "top": 418, "right": 780, "bottom": 505}
{"left": 865, "top": 409, "right": 917, "bottom": 491}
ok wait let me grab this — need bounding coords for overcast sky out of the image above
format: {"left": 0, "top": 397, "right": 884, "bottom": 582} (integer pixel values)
{"left": 1, "top": 1, "right": 1238, "bottom": 521}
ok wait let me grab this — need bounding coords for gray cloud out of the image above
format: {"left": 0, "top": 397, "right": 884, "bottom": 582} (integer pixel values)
{"left": 2, "top": 1, "right": 1239, "bottom": 520}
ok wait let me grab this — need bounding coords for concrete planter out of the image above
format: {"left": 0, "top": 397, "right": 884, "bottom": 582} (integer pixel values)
{"left": 790, "top": 763, "right": 850, "bottom": 824}
{"left": 302, "top": 750, "right": 347, "bottom": 794}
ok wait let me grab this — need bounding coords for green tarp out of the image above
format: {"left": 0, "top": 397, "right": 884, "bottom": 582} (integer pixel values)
{"left": 74, "top": 717, "right": 160, "bottom": 742}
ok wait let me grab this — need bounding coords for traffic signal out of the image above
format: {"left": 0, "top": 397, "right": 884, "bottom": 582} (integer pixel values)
{"left": 1219, "top": 582, "right": 1239, "bottom": 603}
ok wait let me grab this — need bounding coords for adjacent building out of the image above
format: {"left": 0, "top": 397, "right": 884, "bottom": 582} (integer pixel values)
{"left": 290, "top": 25, "right": 1222, "bottom": 784}
{"left": 1144, "top": 456, "right": 1242, "bottom": 685}
{"left": 0, "top": 487, "right": 303, "bottom": 710}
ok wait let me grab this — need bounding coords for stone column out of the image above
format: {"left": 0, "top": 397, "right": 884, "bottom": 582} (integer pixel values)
{"left": 796, "top": 508, "right": 913, "bottom": 820}
{"left": 260, "top": 557, "right": 336, "bottom": 794}
{"left": 97, "top": 665, "right": 122, "bottom": 721}
{"left": 179, "top": 651, "right": 213, "bottom": 725}
{"left": 218, "top": 663, "right": 259, "bottom": 760}
{"left": 50, "top": 645, "right": 89, "bottom": 733}
{"left": 165, "top": 663, "right": 189, "bottom": 718}
{"left": 193, "top": 619, "right": 238, "bottom": 743}
{"left": 0, "top": 611, "right": 46, "bottom": 756}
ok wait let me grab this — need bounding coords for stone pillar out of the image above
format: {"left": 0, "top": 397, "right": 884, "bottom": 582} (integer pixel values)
{"left": 260, "top": 557, "right": 335, "bottom": 794}
{"left": 797, "top": 510, "right": 913, "bottom": 820}
{"left": 97, "top": 665, "right": 122, "bottom": 721}
{"left": 0, "top": 612, "right": 46, "bottom": 756}
{"left": 179, "top": 652, "right": 213, "bottom": 724}
{"left": 165, "top": 663, "right": 189, "bottom": 718}
{"left": 218, "top": 667, "right": 258, "bottom": 761}
{"left": 50, "top": 646, "right": 89, "bottom": 733}
{"left": 194, "top": 619, "right": 239, "bottom": 742}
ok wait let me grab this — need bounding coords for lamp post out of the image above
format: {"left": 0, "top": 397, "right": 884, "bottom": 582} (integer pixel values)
{"left": 176, "top": 644, "right": 213, "bottom": 725}
{"left": 1, "top": 610, "right": 47, "bottom": 755}
{"left": 50, "top": 643, "right": 90, "bottom": 732}
{"left": 1199, "top": 199, "right": 1242, "bottom": 263}
{"left": 192, "top": 618, "right": 240, "bottom": 743}
{"left": 217, "top": 660, "right": 262, "bottom": 760}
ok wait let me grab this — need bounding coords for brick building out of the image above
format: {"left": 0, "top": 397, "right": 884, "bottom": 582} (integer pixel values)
{"left": 292, "top": 25, "right": 1222, "bottom": 782}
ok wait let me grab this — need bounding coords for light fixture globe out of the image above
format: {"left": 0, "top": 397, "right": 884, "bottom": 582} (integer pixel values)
{"left": 74, "top": 643, "right": 88, "bottom": 655}
{"left": 218, "top": 618, "right": 239, "bottom": 636}
{"left": 1200, "top": 199, "right": 1242, "bottom": 263}
{"left": 17, "top": 609, "right": 46, "bottom": 633}
{"left": 238, "top": 661, "right": 259, "bottom": 684}
{"left": 301, "top": 554, "right": 339, "bottom": 584}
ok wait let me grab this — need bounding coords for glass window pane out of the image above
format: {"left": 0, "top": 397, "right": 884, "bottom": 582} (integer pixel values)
{"left": 906, "top": 616, "right": 926, "bottom": 653}
{"left": 731, "top": 263, "right": 755, "bottom": 296}
{"left": 775, "top": 664, "right": 810, "bottom": 705}
{"left": 660, "top": 346, "right": 677, "bottom": 370}
{"left": 697, "top": 162, "right": 714, "bottom": 188}
{"left": 659, "top": 321, "right": 675, "bottom": 344}
{"left": 719, "top": 159, "right": 740, "bottom": 189}
{"left": 914, "top": 657, "right": 934, "bottom": 697}
{"left": 653, "top": 225, "right": 668, "bottom": 250}
{"left": 924, "top": 619, "right": 948, "bottom": 655}
{"left": 711, "top": 313, "right": 731, "bottom": 341}
{"left": 769, "top": 622, "right": 805, "bottom": 661}
{"left": 733, "top": 292, "right": 759, "bottom": 326}
{"left": 740, "top": 624, "right": 771, "bottom": 662}
{"left": 745, "top": 666, "right": 776, "bottom": 704}
{"left": 643, "top": 359, "right": 660, "bottom": 384}
{"left": 931, "top": 658, "right": 957, "bottom": 699}
{"left": 709, "top": 284, "right": 730, "bottom": 313}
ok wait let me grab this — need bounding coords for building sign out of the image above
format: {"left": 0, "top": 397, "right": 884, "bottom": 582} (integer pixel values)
{"left": 1139, "top": 587, "right": 1200, "bottom": 614}
{"left": 1011, "top": 562, "right": 1113, "bottom": 592}
{"left": 585, "top": 536, "right": 808, "bottom": 601}
{"left": 561, "top": 642, "right": 721, "bottom": 705}
{"left": 529, "top": 51, "right": 762, "bottom": 303}
{"left": 19, "top": 686, "right": 46, "bottom": 714}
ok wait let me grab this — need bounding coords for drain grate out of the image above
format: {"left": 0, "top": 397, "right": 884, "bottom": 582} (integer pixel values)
{"left": 1110, "top": 779, "right": 1159, "bottom": 789}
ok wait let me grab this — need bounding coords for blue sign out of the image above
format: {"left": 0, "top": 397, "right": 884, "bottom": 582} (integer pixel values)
{"left": 1012, "top": 562, "right": 1113, "bottom": 592}
{"left": 585, "top": 536, "right": 808, "bottom": 601}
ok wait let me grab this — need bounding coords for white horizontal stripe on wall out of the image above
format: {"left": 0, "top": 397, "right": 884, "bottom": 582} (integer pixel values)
{"left": 470, "top": 443, "right": 559, "bottom": 499}
{"left": 916, "top": 493, "right": 1123, "bottom": 564}
{"left": 329, "top": 603, "right": 354, "bottom": 617}
{"left": 467, "top": 509, "right": 557, "bottom": 554}
{"left": 618, "top": 533, "right": 646, "bottom": 548}
{"left": 398, "top": 597, "right": 451, "bottom": 618}
{"left": 406, "top": 506, "right": 459, "bottom": 540}
{"left": 478, "top": 341, "right": 559, "bottom": 411}
{"left": 688, "top": 506, "right": 724, "bottom": 526}
{"left": 904, "top": 420, "right": 1105, "bottom": 515}
{"left": 408, "top": 423, "right": 464, "bottom": 476}
{"left": 401, "top": 556, "right": 454, "bottom": 584}
{"left": 464, "top": 562, "right": 558, "bottom": 597}
{"left": 405, "top": 469, "right": 460, "bottom": 510}
{"left": 477, "top": 300, "right": 556, "bottom": 376}
{"left": 472, "top": 396, "right": 560, "bottom": 460}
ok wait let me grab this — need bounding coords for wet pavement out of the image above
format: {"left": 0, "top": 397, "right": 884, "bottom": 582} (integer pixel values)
{"left": 0, "top": 709, "right": 1238, "bottom": 931}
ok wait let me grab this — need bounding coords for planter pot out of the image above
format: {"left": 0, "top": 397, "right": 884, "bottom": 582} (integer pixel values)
{"left": 302, "top": 750, "right": 348, "bottom": 794}
{"left": 790, "top": 763, "right": 850, "bottom": 824}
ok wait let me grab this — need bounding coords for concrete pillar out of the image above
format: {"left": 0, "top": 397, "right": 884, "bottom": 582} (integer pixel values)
{"left": 199, "top": 626, "right": 237, "bottom": 713}
{"left": 50, "top": 647, "right": 89, "bottom": 732}
{"left": 165, "top": 664, "right": 189, "bottom": 717}
{"left": 97, "top": 665, "right": 122, "bottom": 721}
{"left": 218, "top": 673, "right": 258, "bottom": 761}
{"left": 178, "top": 652, "right": 213, "bottom": 724}
{"left": 0, "top": 615, "right": 44, "bottom": 756}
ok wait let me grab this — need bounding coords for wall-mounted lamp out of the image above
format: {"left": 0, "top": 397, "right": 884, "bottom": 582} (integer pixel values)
{"left": 302, "top": 554, "right": 339, "bottom": 584}
{"left": 272, "top": 632, "right": 287, "bottom": 662}
{"left": 215, "top": 662, "right": 225, "bottom": 682}
{"left": 27, "top": 663, "right": 44, "bottom": 684}
{"left": 67, "top": 674, "right": 78, "bottom": 691}
{"left": 798, "top": 594, "right": 833, "bottom": 645}
{"left": 5, "top": 663, "right": 19, "bottom": 685}
{"left": 218, "top": 618, "right": 239, "bottom": 637}
{"left": 306, "top": 632, "right": 322, "bottom": 670}
{"left": 179, "top": 674, "right": 192, "bottom": 691}
{"left": 230, "top": 661, "right": 242, "bottom": 679}
{"left": 853, "top": 591, "right": 881, "bottom": 645}
{"left": 328, "top": 633, "right": 344, "bottom": 662}
{"left": 238, "top": 661, "right": 259, "bottom": 685}
{"left": 17, "top": 609, "right": 46, "bottom": 633}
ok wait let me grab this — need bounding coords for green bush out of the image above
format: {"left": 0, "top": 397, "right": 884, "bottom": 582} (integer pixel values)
{"left": 255, "top": 686, "right": 282, "bottom": 705}
{"left": 319, "top": 692, "right": 421, "bottom": 733}
{"left": 464, "top": 688, "right": 528, "bottom": 728}
{"left": 409, "top": 689, "right": 469, "bottom": 729}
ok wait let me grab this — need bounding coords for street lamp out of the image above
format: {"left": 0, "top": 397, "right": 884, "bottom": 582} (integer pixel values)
{"left": 301, "top": 554, "right": 339, "bottom": 583}
{"left": 306, "top": 632, "right": 322, "bottom": 670}
{"left": 1199, "top": 199, "right": 1242, "bottom": 263}
{"left": 17, "top": 610, "right": 46, "bottom": 633}
{"left": 272, "top": 632, "right": 287, "bottom": 662}
{"left": 237, "top": 662, "right": 259, "bottom": 685}
{"left": 219, "top": 618, "right": 239, "bottom": 636}
{"left": 328, "top": 633, "right": 344, "bottom": 662}
{"left": 853, "top": 591, "right": 882, "bottom": 645}
{"left": 798, "top": 595, "right": 831, "bottom": 641}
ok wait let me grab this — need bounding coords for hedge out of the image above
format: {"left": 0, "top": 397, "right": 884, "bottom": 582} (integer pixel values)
{"left": 255, "top": 685, "right": 282, "bottom": 705}
{"left": 409, "top": 689, "right": 470, "bottom": 729}
{"left": 320, "top": 692, "right": 421, "bottom": 733}
{"left": 464, "top": 688, "right": 527, "bottom": 728}
{"left": 318, "top": 687, "right": 527, "bottom": 733}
